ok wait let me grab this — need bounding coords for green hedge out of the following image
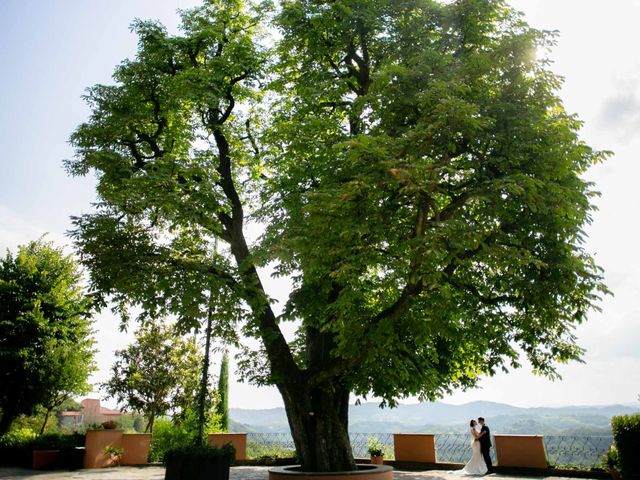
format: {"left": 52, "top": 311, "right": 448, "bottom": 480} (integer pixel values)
{"left": 612, "top": 414, "right": 640, "bottom": 479}
{"left": 164, "top": 443, "right": 235, "bottom": 463}
{"left": 0, "top": 431, "right": 85, "bottom": 468}
{"left": 148, "top": 418, "right": 199, "bottom": 463}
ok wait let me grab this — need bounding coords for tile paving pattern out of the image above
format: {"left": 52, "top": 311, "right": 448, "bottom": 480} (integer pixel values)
{"left": 0, "top": 465, "right": 600, "bottom": 480}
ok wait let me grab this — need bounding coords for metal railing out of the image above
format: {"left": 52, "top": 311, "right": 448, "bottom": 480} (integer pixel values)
{"left": 349, "top": 433, "right": 394, "bottom": 458}
{"left": 435, "top": 433, "right": 497, "bottom": 464}
{"left": 245, "top": 432, "right": 612, "bottom": 467}
{"left": 544, "top": 435, "right": 613, "bottom": 467}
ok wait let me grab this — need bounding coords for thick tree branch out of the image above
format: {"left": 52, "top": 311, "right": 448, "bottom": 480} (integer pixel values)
{"left": 135, "top": 131, "right": 164, "bottom": 158}
{"left": 431, "top": 187, "right": 489, "bottom": 223}
{"left": 124, "top": 141, "right": 148, "bottom": 170}
{"left": 210, "top": 125, "right": 299, "bottom": 379}
{"left": 244, "top": 119, "right": 260, "bottom": 157}
{"left": 218, "top": 95, "right": 236, "bottom": 126}
{"left": 165, "top": 255, "right": 240, "bottom": 290}
{"left": 446, "top": 278, "right": 520, "bottom": 306}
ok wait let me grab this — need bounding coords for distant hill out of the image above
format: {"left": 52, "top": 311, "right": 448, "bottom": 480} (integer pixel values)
{"left": 229, "top": 418, "right": 256, "bottom": 433}
{"left": 230, "top": 400, "right": 639, "bottom": 435}
{"left": 230, "top": 407, "right": 290, "bottom": 433}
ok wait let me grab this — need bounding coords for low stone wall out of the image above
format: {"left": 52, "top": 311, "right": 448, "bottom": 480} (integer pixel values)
{"left": 393, "top": 434, "right": 436, "bottom": 463}
{"left": 494, "top": 434, "right": 547, "bottom": 469}
{"left": 84, "top": 430, "right": 124, "bottom": 468}
{"left": 84, "top": 431, "right": 150, "bottom": 468}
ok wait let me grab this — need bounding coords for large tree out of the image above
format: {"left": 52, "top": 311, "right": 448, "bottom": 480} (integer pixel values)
{"left": 67, "top": 0, "right": 608, "bottom": 471}
{"left": 0, "top": 239, "right": 95, "bottom": 436}
{"left": 102, "top": 321, "right": 203, "bottom": 433}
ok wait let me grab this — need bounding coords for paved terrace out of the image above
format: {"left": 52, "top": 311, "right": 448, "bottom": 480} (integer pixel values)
{"left": 0, "top": 466, "right": 602, "bottom": 480}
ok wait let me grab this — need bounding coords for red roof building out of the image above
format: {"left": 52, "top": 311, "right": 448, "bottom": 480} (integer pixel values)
{"left": 59, "top": 399, "right": 123, "bottom": 427}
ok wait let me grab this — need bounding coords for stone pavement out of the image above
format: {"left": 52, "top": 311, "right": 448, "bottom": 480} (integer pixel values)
{"left": 0, "top": 466, "right": 600, "bottom": 480}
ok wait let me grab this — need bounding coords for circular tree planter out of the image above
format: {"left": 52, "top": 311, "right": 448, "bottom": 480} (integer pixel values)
{"left": 269, "top": 465, "right": 393, "bottom": 480}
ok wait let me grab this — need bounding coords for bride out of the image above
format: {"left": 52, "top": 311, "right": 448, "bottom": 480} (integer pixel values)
{"left": 457, "top": 419, "right": 488, "bottom": 476}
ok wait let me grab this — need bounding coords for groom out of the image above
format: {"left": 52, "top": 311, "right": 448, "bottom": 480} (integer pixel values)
{"left": 478, "top": 417, "right": 493, "bottom": 473}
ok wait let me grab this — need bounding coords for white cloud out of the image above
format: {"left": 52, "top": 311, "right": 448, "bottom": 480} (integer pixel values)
{"left": 597, "top": 71, "right": 640, "bottom": 140}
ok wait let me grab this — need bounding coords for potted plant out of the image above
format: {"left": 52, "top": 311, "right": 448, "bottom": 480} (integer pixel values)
{"left": 164, "top": 443, "right": 235, "bottom": 480}
{"left": 31, "top": 433, "right": 61, "bottom": 470}
{"left": 602, "top": 445, "right": 620, "bottom": 480}
{"left": 367, "top": 437, "right": 384, "bottom": 465}
{"left": 103, "top": 445, "right": 124, "bottom": 467}
{"left": 101, "top": 420, "right": 118, "bottom": 430}
{"left": 32, "top": 432, "right": 84, "bottom": 470}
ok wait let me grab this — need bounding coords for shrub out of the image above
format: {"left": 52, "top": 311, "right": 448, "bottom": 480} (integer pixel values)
{"left": 0, "top": 430, "right": 85, "bottom": 468}
{"left": 601, "top": 444, "right": 619, "bottom": 470}
{"left": 148, "top": 418, "right": 203, "bottom": 462}
{"left": 148, "top": 407, "right": 222, "bottom": 463}
{"left": 367, "top": 437, "right": 384, "bottom": 457}
{"left": 0, "top": 428, "right": 37, "bottom": 447}
{"left": 32, "top": 432, "right": 85, "bottom": 450}
{"left": 9, "top": 415, "right": 57, "bottom": 435}
{"left": 0, "top": 427, "right": 37, "bottom": 466}
{"left": 246, "top": 440, "right": 297, "bottom": 461}
{"left": 611, "top": 414, "right": 640, "bottom": 479}
{"left": 149, "top": 419, "right": 185, "bottom": 462}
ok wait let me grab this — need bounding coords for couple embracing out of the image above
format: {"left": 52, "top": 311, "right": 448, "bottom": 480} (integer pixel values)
{"left": 458, "top": 417, "right": 492, "bottom": 476}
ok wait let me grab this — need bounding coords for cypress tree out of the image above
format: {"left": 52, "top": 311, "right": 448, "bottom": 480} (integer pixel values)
{"left": 216, "top": 350, "right": 229, "bottom": 432}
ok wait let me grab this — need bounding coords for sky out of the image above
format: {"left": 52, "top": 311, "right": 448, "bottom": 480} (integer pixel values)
{"left": 1, "top": 0, "right": 639, "bottom": 411}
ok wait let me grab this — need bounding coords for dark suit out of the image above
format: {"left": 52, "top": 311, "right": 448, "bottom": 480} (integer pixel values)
{"left": 479, "top": 424, "right": 492, "bottom": 472}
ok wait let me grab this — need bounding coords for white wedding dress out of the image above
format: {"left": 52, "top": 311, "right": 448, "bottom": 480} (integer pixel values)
{"left": 457, "top": 427, "right": 488, "bottom": 476}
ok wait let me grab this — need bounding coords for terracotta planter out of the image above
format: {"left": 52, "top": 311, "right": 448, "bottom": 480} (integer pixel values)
{"left": 493, "top": 434, "right": 547, "bottom": 469}
{"left": 84, "top": 429, "right": 124, "bottom": 468}
{"left": 269, "top": 464, "right": 393, "bottom": 480}
{"left": 393, "top": 433, "right": 436, "bottom": 463}
{"left": 32, "top": 449, "right": 59, "bottom": 469}
{"left": 370, "top": 455, "right": 384, "bottom": 465}
{"left": 208, "top": 433, "right": 247, "bottom": 461}
{"left": 121, "top": 433, "right": 151, "bottom": 465}
{"left": 101, "top": 421, "right": 117, "bottom": 429}
{"left": 165, "top": 455, "right": 231, "bottom": 480}
{"left": 57, "top": 446, "right": 85, "bottom": 470}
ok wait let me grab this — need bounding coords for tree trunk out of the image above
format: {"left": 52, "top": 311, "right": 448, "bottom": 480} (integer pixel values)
{"left": 210, "top": 124, "right": 355, "bottom": 469}
{"left": 280, "top": 381, "right": 356, "bottom": 472}
{"left": 39, "top": 407, "right": 53, "bottom": 435}
{"left": 197, "top": 293, "right": 215, "bottom": 445}
{"left": 0, "top": 411, "right": 15, "bottom": 437}
{"left": 145, "top": 411, "right": 155, "bottom": 434}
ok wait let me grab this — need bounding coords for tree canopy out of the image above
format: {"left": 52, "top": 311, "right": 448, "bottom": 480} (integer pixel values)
{"left": 0, "top": 239, "right": 95, "bottom": 436}
{"left": 68, "top": 0, "right": 608, "bottom": 471}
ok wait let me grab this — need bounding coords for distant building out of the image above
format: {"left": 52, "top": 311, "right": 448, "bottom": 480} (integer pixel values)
{"left": 59, "top": 398, "right": 123, "bottom": 428}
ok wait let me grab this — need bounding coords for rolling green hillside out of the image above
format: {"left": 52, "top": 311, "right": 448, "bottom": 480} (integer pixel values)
{"left": 230, "top": 400, "right": 638, "bottom": 435}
